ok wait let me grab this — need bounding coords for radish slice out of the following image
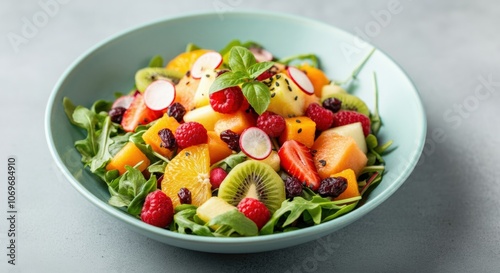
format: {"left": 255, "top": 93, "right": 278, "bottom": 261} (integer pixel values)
{"left": 190, "top": 52, "right": 223, "bottom": 79}
{"left": 143, "top": 80, "right": 176, "bottom": 111}
{"left": 112, "top": 95, "right": 134, "bottom": 109}
{"left": 239, "top": 127, "right": 272, "bottom": 160}
{"left": 287, "top": 66, "right": 315, "bottom": 95}
{"left": 249, "top": 47, "right": 273, "bottom": 62}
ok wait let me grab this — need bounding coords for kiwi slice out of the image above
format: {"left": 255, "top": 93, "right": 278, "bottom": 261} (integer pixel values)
{"left": 218, "top": 160, "right": 285, "bottom": 214}
{"left": 135, "top": 67, "right": 184, "bottom": 92}
{"left": 322, "top": 93, "right": 370, "bottom": 116}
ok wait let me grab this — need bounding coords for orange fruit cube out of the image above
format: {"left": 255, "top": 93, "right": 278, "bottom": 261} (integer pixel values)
{"left": 141, "top": 114, "right": 180, "bottom": 159}
{"left": 279, "top": 116, "right": 316, "bottom": 148}
{"left": 207, "top": 131, "right": 233, "bottom": 164}
{"left": 331, "top": 169, "right": 360, "bottom": 201}
{"left": 106, "top": 142, "right": 150, "bottom": 175}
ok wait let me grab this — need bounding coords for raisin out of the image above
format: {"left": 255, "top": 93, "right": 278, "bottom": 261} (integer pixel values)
{"left": 108, "top": 107, "right": 126, "bottom": 124}
{"left": 322, "top": 98, "right": 342, "bottom": 113}
{"left": 318, "top": 176, "right": 348, "bottom": 198}
{"left": 158, "top": 128, "right": 176, "bottom": 150}
{"left": 285, "top": 176, "right": 303, "bottom": 198}
{"left": 220, "top": 130, "right": 240, "bottom": 151}
{"left": 167, "top": 102, "right": 186, "bottom": 122}
{"left": 177, "top": 188, "right": 192, "bottom": 204}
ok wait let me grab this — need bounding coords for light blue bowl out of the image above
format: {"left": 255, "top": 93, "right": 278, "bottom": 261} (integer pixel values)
{"left": 45, "top": 11, "right": 426, "bottom": 253}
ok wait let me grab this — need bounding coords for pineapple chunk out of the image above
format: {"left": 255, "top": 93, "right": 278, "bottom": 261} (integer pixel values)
{"left": 196, "top": 197, "right": 236, "bottom": 229}
{"left": 193, "top": 69, "right": 218, "bottom": 108}
{"left": 265, "top": 73, "right": 306, "bottom": 117}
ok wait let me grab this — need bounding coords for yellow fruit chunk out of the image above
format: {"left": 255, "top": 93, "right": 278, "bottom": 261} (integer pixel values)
{"left": 174, "top": 73, "right": 200, "bottom": 111}
{"left": 106, "top": 142, "right": 150, "bottom": 175}
{"left": 298, "top": 63, "right": 330, "bottom": 97}
{"left": 279, "top": 116, "right": 316, "bottom": 148}
{"left": 161, "top": 144, "right": 212, "bottom": 208}
{"left": 182, "top": 104, "right": 225, "bottom": 131}
{"left": 303, "top": 93, "right": 321, "bottom": 112}
{"left": 207, "top": 131, "right": 233, "bottom": 164}
{"left": 196, "top": 196, "right": 236, "bottom": 229}
{"left": 331, "top": 169, "right": 360, "bottom": 201}
{"left": 311, "top": 131, "right": 367, "bottom": 179}
{"left": 141, "top": 114, "right": 180, "bottom": 159}
{"left": 165, "top": 49, "right": 211, "bottom": 75}
{"left": 214, "top": 108, "right": 256, "bottom": 135}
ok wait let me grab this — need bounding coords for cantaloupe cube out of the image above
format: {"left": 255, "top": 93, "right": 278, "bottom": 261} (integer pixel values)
{"left": 207, "top": 131, "right": 233, "bottom": 164}
{"left": 183, "top": 104, "right": 225, "bottom": 131}
{"left": 311, "top": 131, "right": 367, "bottom": 179}
{"left": 214, "top": 109, "right": 256, "bottom": 135}
{"left": 331, "top": 169, "right": 360, "bottom": 201}
{"left": 174, "top": 73, "right": 200, "bottom": 111}
{"left": 142, "top": 114, "right": 180, "bottom": 158}
{"left": 279, "top": 116, "right": 316, "bottom": 148}
{"left": 106, "top": 142, "right": 150, "bottom": 175}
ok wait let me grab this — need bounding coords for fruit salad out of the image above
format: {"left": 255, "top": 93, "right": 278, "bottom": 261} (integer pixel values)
{"left": 63, "top": 40, "right": 392, "bottom": 237}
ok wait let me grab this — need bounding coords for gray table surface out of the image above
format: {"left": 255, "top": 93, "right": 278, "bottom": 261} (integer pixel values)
{"left": 2, "top": 0, "right": 499, "bottom": 272}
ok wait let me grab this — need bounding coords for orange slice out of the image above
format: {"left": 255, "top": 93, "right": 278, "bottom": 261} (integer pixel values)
{"left": 161, "top": 144, "right": 212, "bottom": 208}
{"left": 165, "top": 49, "right": 211, "bottom": 75}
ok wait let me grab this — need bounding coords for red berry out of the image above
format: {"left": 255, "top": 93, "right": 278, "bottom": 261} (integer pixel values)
{"left": 210, "top": 167, "right": 227, "bottom": 189}
{"left": 209, "top": 86, "right": 244, "bottom": 114}
{"left": 278, "top": 140, "right": 321, "bottom": 191}
{"left": 331, "top": 110, "right": 371, "bottom": 136}
{"left": 256, "top": 111, "right": 286, "bottom": 137}
{"left": 237, "top": 198, "right": 270, "bottom": 230}
{"left": 175, "top": 122, "right": 208, "bottom": 149}
{"left": 140, "top": 190, "right": 174, "bottom": 228}
{"left": 305, "top": 103, "right": 334, "bottom": 131}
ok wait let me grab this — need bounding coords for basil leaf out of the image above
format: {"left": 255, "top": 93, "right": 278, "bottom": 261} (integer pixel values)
{"left": 248, "top": 61, "right": 275, "bottom": 79}
{"left": 229, "top": 46, "right": 257, "bottom": 72}
{"left": 242, "top": 81, "right": 270, "bottom": 115}
{"left": 208, "top": 71, "right": 247, "bottom": 94}
{"left": 209, "top": 210, "right": 258, "bottom": 237}
{"left": 148, "top": 55, "right": 163, "bottom": 68}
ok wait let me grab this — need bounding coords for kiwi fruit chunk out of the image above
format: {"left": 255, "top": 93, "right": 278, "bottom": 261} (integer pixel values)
{"left": 218, "top": 160, "right": 285, "bottom": 214}
{"left": 135, "top": 67, "right": 184, "bottom": 92}
{"left": 322, "top": 93, "right": 370, "bottom": 116}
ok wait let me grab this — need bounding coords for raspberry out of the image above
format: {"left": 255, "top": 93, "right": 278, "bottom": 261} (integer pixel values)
{"left": 285, "top": 176, "right": 303, "bottom": 198}
{"left": 175, "top": 122, "right": 208, "bottom": 149}
{"left": 331, "top": 110, "right": 371, "bottom": 136}
{"left": 158, "top": 128, "right": 176, "bottom": 150}
{"left": 220, "top": 129, "right": 240, "bottom": 151}
{"left": 237, "top": 198, "right": 271, "bottom": 230}
{"left": 210, "top": 167, "right": 227, "bottom": 190}
{"left": 140, "top": 190, "right": 174, "bottom": 228}
{"left": 209, "top": 86, "right": 244, "bottom": 114}
{"left": 305, "top": 103, "right": 334, "bottom": 131}
{"left": 322, "top": 97, "right": 342, "bottom": 113}
{"left": 167, "top": 102, "right": 186, "bottom": 122}
{"left": 177, "top": 188, "right": 192, "bottom": 204}
{"left": 318, "top": 177, "right": 347, "bottom": 198}
{"left": 256, "top": 111, "right": 286, "bottom": 137}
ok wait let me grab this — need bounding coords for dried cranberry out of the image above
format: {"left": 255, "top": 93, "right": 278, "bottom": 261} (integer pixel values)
{"left": 220, "top": 130, "right": 240, "bottom": 152}
{"left": 158, "top": 128, "right": 176, "bottom": 150}
{"left": 318, "top": 176, "right": 348, "bottom": 198}
{"left": 322, "top": 98, "right": 342, "bottom": 113}
{"left": 167, "top": 102, "right": 186, "bottom": 122}
{"left": 285, "top": 176, "right": 303, "bottom": 198}
{"left": 108, "top": 107, "right": 127, "bottom": 123}
{"left": 177, "top": 187, "right": 192, "bottom": 204}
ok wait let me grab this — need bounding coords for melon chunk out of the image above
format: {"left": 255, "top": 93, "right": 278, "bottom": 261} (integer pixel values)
{"left": 182, "top": 104, "right": 224, "bottom": 131}
{"left": 106, "top": 142, "right": 150, "bottom": 175}
{"left": 331, "top": 169, "right": 360, "bottom": 201}
{"left": 327, "top": 122, "right": 367, "bottom": 153}
{"left": 279, "top": 116, "right": 316, "bottom": 148}
{"left": 311, "top": 131, "right": 367, "bottom": 179}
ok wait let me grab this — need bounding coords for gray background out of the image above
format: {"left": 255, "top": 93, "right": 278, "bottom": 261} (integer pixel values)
{"left": 1, "top": 0, "right": 499, "bottom": 272}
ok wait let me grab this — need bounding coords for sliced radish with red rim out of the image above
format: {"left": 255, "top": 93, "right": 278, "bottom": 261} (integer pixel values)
{"left": 249, "top": 47, "right": 273, "bottom": 62}
{"left": 143, "top": 80, "right": 176, "bottom": 111}
{"left": 190, "top": 52, "right": 223, "bottom": 79}
{"left": 239, "top": 127, "right": 272, "bottom": 160}
{"left": 287, "top": 66, "right": 315, "bottom": 95}
{"left": 112, "top": 95, "right": 135, "bottom": 109}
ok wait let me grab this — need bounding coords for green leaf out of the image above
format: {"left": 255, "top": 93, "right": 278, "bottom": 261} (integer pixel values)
{"left": 209, "top": 210, "right": 258, "bottom": 237}
{"left": 248, "top": 61, "right": 275, "bottom": 79}
{"left": 63, "top": 97, "right": 77, "bottom": 125}
{"left": 322, "top": 202, "right": 358, "bottom": 222}
{"left": 88, "top": 116, "right": 115, "bottom": 173}
{"left": 370, "top": 72, "right": 382, "bottom": 134}
{"left": 148, "top": 55, "right": 163, "bottom": 68}
{"left": 211, "top": 152, "right": 247, "bottom": 171}
{"left": 185, "top": 42, "right": 201, "bottom": 52}
{"left": 242, "top": 81, "right": 270, "bottom": 115}
{"left": 219, "top": 39, "right": 242, "bottom": 56}
{"left": 148, "top": 160, "right": 168, "bottom": 174}
{"left": 208, "top": 71, "right": 247, "bottom": 94}
{"left": 278, "top": 53, "right": 319, "bottom": 68}
{"left": 229, "top": 46, "right": 257, "bottom": 72}
{"left": 172, "top": 208, "right": 214, "bottom": 236}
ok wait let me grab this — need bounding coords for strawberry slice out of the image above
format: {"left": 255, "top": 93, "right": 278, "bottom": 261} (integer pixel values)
{"left": 278, "top": 140, "right": 321, "bottom": 191}
{"left": 331, "top": 110, "right": 371, "bottom": 136}
{"left": 121, "top": 92, "right": 163, "bottom": 132}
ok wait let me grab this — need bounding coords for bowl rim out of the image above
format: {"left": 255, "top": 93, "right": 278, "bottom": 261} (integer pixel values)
{"left": 45, "top": 9, "right": 427, "bottom": 248}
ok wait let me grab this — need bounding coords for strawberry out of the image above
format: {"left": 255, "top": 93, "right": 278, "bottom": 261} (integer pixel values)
{"left": 331, "top": 110, "right": 371, "bottom": 136}
{"left": 278, "top": 140, "right": 321, "bottom": 191}
{"left": 121, "top": 93, "right": 163, "bottom": 132}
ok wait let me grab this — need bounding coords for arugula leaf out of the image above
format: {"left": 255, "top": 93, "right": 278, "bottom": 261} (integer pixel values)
{"left": 185, "top": 42, "right": 201, "bottom": 52}
{"left": 147, "top": 160, "right": 167, "bottom": 174}
{"left": 278, "top": 53, "right": 319, "bottom": 68}
{"left": 108, "top": 165, "right": 157, "bottom": 216}
{"left": 370, "top": 72, "right": 382, "bottom": 134}
{"left": 148, "top": 55, "right": 163, "bottom": 68}
{"left": 172, "top": 208, "right": 214, "bottom": 236}
{"left": 209, "top": 210, "right": 258, "bottom": 237}
{"left": 242, "top": 81, "right": 270, "bottom": 115}
{"left": 229, "top": 46, "right": 257, "bottom": 72}
{"left": 88, "top": 116, "right": 115, "bottom": 173}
